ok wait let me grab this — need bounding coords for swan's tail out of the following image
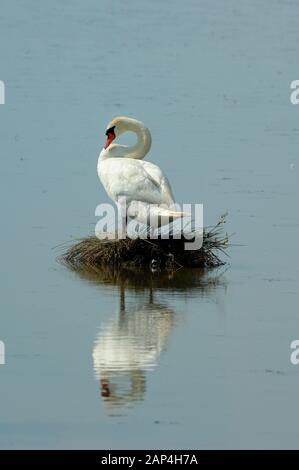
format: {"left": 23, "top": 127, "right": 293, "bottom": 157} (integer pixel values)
{"left": 155, "top": 207, "right": 191, "bottom": 220}
{"left": 126, "top": 201, "right": 191, "bottom": 232}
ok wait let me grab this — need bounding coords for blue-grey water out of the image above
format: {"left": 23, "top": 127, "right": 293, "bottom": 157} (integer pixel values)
{"left": 0, "top": 0, "right": 299, "bottom": 449}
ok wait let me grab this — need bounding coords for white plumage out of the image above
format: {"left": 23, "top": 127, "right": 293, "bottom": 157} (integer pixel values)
{"left": 97, "top": 116, "right": 185, "bottom": 227}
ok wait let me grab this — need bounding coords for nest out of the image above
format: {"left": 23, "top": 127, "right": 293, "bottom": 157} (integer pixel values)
{"left": 59, "top": 214, "right": 229, "bottom": 271}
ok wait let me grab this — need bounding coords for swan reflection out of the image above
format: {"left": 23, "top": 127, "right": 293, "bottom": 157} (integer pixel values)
{"left": 71, "top": 266, "right": 226, "bottom": 412}
{"left": 93, "top": 289, "right": 174, "bottom": 409}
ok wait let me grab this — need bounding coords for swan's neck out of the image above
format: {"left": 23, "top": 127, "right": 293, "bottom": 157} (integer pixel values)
{"left": 100, "top": 119, "right": 152, "bottom": 160}
{"left": 125, "top": 120, "right": 151, "bottom": 159}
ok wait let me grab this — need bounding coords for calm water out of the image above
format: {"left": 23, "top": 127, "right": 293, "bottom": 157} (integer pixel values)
{"left": 0, "top": 0, "right": 299, "bottom": 449}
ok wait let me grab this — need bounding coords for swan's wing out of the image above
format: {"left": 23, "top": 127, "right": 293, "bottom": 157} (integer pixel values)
{"left": 100, "top": 159, "right": 175, "bottom": 205}
{"left": 141, "top": 161, "right": 175, "bottom": 205}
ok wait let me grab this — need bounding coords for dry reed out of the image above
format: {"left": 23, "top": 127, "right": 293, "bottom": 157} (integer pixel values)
{"left": 59, "top": 214, "right": 229, "bottom": 271}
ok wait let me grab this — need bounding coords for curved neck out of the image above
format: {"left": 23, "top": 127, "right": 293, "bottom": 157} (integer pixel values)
{"left": 100, "top": 118, "right": 152, "bottom": 160}
{"left": 124, "top": 119, "right": 151, "bottom": 160}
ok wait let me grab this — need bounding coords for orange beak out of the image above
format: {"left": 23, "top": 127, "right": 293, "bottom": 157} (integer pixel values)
{"left": 104, "top": 132, "right": 115, "bottom": 149}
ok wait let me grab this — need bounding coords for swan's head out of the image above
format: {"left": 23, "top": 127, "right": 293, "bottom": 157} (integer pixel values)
{"left": 104, "top": 124, "right": 116, "bottom": 149}
{"left": 104, "top": 116, "right": 130, "bottom": 149}
{"left": 101, "top": 116, "right": 151, "bottom": 160}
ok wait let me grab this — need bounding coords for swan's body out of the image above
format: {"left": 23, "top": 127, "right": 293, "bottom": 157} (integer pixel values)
{"left": 98, "top": 157, "right": 175, "bottom": 207}
{"left": 97, "top": 117, "right": 185, "bottom": 227}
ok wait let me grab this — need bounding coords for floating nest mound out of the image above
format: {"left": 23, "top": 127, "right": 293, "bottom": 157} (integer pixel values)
{"left": 60, "top": 215, "right": 229, "bottom": 271}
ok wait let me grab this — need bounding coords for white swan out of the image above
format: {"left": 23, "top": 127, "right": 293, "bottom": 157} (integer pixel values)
{"left": 97, "top": 116, "right": 185, "bottom": 227}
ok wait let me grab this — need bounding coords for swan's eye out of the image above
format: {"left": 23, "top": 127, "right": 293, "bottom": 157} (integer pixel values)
{"left": 105, "top": 126, "right": 116, "bottom": 137}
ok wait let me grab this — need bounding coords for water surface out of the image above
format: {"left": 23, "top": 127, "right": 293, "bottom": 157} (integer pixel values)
{"left": 0, "top": 0, "right": 299, "bottom": 449}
